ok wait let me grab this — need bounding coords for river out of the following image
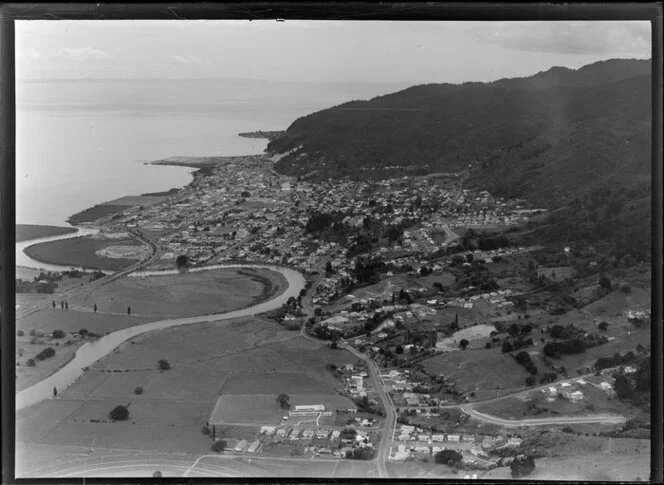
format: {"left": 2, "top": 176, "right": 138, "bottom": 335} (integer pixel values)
{"left": 16, "top": 264, "right": 305, "bottom": 411}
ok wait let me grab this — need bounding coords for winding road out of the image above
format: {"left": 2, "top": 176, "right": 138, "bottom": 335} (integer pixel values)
{"left": 462, "top": 408, "right": 627, "bottom": 428}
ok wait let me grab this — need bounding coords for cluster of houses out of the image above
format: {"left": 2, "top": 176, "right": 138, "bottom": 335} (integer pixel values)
{"left": 258, "top": 425, "right": 375, "bottom": 458}
{"left": 391, "top": 425, "right": 523, "bottom": 467}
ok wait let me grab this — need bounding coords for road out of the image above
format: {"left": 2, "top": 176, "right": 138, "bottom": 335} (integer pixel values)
{"left": 340, "top": 342, "right": 394, "bottom": 479}
{"left": 462, "top": 408, "right": 626, "bottom": 427}
{"left": 16, "top": 228, "right": 162, "bottom": 319}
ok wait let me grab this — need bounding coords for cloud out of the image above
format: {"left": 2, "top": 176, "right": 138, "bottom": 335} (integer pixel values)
{"left": 170, "top": 54, "right": 212, "bottom": 65}
{"left": 17, "top": 48, "right": 42, "bottom": 60}
{"left": 52, "top": 47, "right": 115, "bottom": 62}
{"left": 480, "top": 21, "right": 650, "bottom": 57}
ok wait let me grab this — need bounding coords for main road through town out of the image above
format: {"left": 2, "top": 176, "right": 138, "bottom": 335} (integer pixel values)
{"left": 340, "top": 342, "right": 395, "bottom": 479}
{"left": 16, "top": 264, "right": 306, "bottom": 411}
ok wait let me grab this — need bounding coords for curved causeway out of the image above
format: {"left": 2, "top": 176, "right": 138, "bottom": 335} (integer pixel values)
{"left": 16, "top": 265, "right": 306, "bottom": 411}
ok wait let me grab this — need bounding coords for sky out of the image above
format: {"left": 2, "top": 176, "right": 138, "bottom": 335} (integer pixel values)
{"left": 16, "top": 20, "right": 651, "bottom": 83}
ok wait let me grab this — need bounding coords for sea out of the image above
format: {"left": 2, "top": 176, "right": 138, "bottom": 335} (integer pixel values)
{"left": 17, "top": 78, "right": 411, "bottom": 226}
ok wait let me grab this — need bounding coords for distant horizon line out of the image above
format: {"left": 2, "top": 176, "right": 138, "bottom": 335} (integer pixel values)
{"left": 17, "top": 77, "right": 416, "bottom": 84}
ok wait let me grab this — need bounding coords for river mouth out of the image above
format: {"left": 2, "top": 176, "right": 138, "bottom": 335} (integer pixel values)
{"left": 16, "top": 227, "right": 107, "bottom": 273}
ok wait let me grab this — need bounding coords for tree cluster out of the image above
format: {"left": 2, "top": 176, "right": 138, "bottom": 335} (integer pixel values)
{"left": 514, "top": 351, "right": 538, "bottom": 375}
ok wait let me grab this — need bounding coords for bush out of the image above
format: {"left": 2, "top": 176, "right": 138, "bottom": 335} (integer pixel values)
{"left": 134, "top": 387, "right": 143, "bottom": 395}
{"left": 109, "top": 405, "right": 129, "bottom": 421}
{"left": 525, "top": 376, "right": 537, "bottom": 387}
{"left": 619, "top": 283, "right": 631, "bottom": 294}
{"left": 598, "top": 321, "right": 609, "bottom": 331}
{"left": 158, "top": 359, "right": 170, "bottom": 371}
{"left": 501, "top": 341, "right": 514, "bottom": 353}
{"left": 35, "top": 347, "right": 56, "bottom": 360}
{"left": 511, "top": 454, "right": 536, "bottom": 478}
{"left": 52, "top": 329, "right": 65, "bottom": 339}
{"left": 17, "top": 330, "right": 24, "bottom": 337}
{"left": 211, "top": 440, "right": 226, "bottom": 452}
{"left": 434, "top": 449, "right": 463, "bottom": 466}
{"left": 485, "top": 342, "right": 492, "bottom": 349}
{"left": 29, "top": 329, "right": 36, "bottom": 337}
{"left": 26, "top": 359, "right": 36, "bottom": 367}
{"left": 459, "top": 339, "right": 469, "bottom": 350}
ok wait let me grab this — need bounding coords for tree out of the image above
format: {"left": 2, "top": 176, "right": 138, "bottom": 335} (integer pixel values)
{"left": 17, "top": 330, "right": 24, "bottom": 337}
{"left": 502, "top": 341, "right": 514, "bottom": 353}
{"left": 525, "top": 375, "right": 537, "bottom": 387}
{"left": 510, "top": 454, "right": 536, "bottom": 478}
{"left": 598, "top": 321, "right": 609, "bottom": 331}
{"left": 176, "top": 254, "right": 189, "bottom": 269}
{"left": 93, "top": 303, "right": 97, "bottom": 312}
{"left": 158, "top": 359, "right": 171, "bottom": 371}
{"left": 52, "top": 329, "right": 65, "bottom": 339}
{"left": 459, "top": 339, "right": 469, "bottom": 350}
{"left": 211, "top": 440, "right": 226, "bottom": 452}
{"left": 277, "top": 393, "right": 290, "bottom": 409}
{"left": 434, "top": 449, "right": 462, "bottom": 466}
{"left": 109, "top": 405, "right": 129, "bottom": 421}
{"left": 598, "top": 275, "right": 612, "bottom": 291}
{"left": 485, "top": 342, "right": 492, "bottom": 349}
{"left": 614, "top": 374, "right": 633, "bottom": 399}
{"left": 325, "top": 261, "right": 334, "bottom": 276}
{"left": 127, "top": 306, "right": 131, "bottom": 315}
{"left": 134, "top": 386, "right": 144, "bottom": 395}
{"left": 395, "top": 344, "right": 404, "bottom": 354}
{"left": 152, "top": 471, "right": 162, "bottom": 478}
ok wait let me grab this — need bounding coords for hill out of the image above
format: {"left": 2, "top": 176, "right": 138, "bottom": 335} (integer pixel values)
{"left": 268, "top": 59, "right": 650, "bottom": 204}
{"left": 268, "top": 59, "right": 651, "bottom": 261}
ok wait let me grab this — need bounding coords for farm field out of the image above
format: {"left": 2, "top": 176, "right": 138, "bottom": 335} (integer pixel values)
{"left": 435, "top": 323, "right": 496, "bottom": 351}
{"left": 16, "top": 316, "right": 358, "bottom": 477}
{"left": 69, "top": 268, "right": 286, "bottom": 319}
{"left": 480, "top": 452, "right": 650, "bottom": 482}
{"left": 421, "top": 348, "right": 529, "bottom": 400}
{"left": 24, "top": 235, "right": 145, "bottom": 271}
{"left": 16, "top": 309, "right": 155, "bottom": 391}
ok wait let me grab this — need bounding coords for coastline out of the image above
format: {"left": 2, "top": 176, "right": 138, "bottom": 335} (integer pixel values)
{"left": 16, "top": 224, "right": 78, "bottom": 243}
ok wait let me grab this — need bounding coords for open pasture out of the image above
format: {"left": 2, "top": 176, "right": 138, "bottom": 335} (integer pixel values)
{"left": 18, "top": 308, "right": 155, "bottom": 335}
{"left": 222, "top": 372, "right": 334, "bottom": 395}
{"left": 422, "top": 348, "right": 528, "bottom": 400}
{"left": 210, "top": 394, "right": 285, "bottom": 424}
{"left": 24, "top": 235, "right": 144, "bottom": 271}
{"left": 71, "top": 267, "right": 285, "bottom": 319}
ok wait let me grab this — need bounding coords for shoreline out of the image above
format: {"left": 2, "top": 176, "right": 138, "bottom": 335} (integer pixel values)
{"left": 16, "top": 224, "right": 78, "bottom": 243}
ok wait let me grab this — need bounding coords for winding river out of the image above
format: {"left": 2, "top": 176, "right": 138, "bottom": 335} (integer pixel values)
{"left": 16, "top": 232, "right": 307, "bottom": 411}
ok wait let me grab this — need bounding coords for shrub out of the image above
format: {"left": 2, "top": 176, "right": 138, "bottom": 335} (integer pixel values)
{"left": 29, "top": 329, "right": 36, "bottom": 337}
{"left": 158, "top": 359, "right": 170, "bottom": 371}
{"left": 511, "top": 455, "right": 536, "bottom": 478}
{"left": 152, "top": 471, "right": 162, "bottom": 478}
{"left": 26, "top": 359, "right": 36, "bottom": 367}
{"left": 35, "top": 347, "right": 56, "bottom": 360}
{"left": 52, "top": 330, "right": 65, "bottom": 339}
{"left": 485, "top": 342, "right": 492, "bottom": 349}
{"left": 434, "top": 449, "right": 463, "bottom": 466}
{"left": 109, "top": 405, "right": 129, "bottom": 421}
{"left": 134, "top": 387, "right": 144, "bottom": 395}
{"left": 598, "top": 321, "right": 609, "bottom": 331}
{"left": 17, "top": 330, "right": 24, "bottom": 337}
{"left": 619, "top": 283, "right": 631, "bottom": 294}
{"left": 211, "top": 440, "right": 226, "bottom": 452}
